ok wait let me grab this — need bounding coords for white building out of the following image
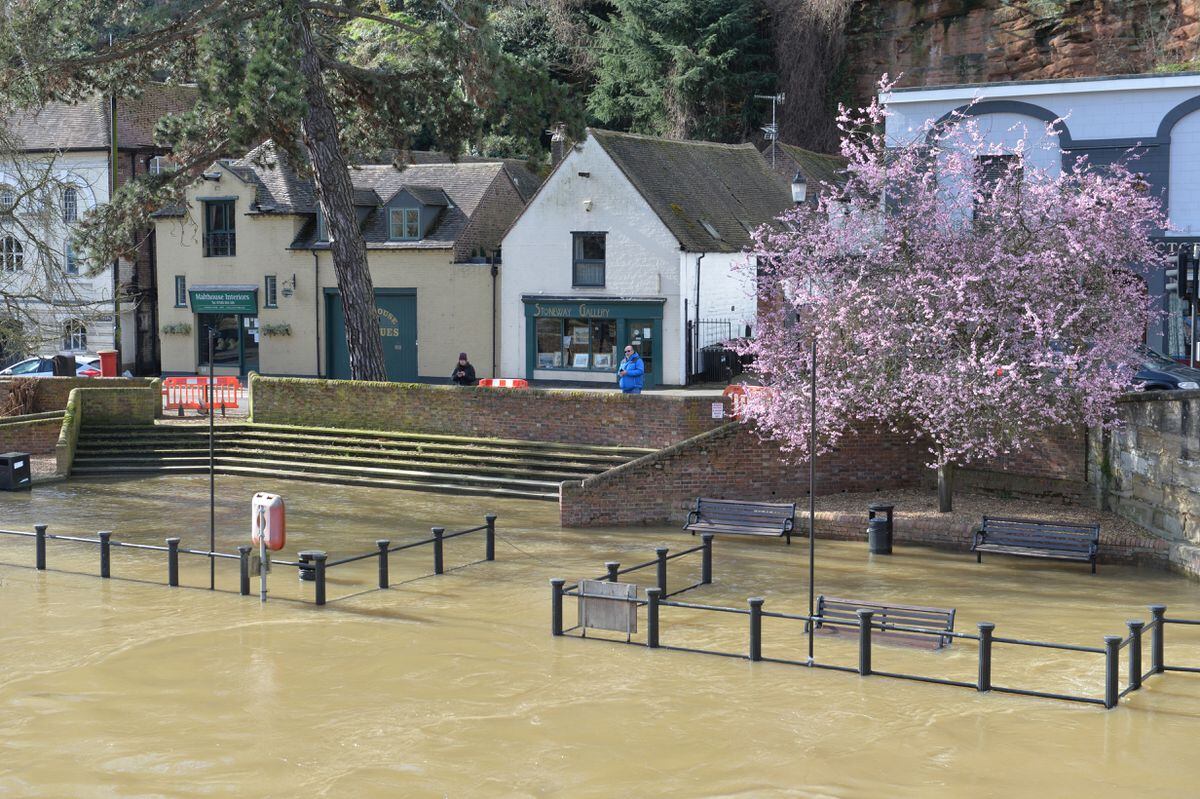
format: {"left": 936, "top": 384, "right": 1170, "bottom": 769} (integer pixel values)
{"left": 500, "top": 129, "right": 792, "bottom": 388}
{"left": 883, "top": 72, "right": 1200, "bottom": 361}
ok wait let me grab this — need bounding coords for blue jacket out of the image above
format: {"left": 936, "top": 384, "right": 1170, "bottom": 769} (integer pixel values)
{"left": 617, "top": 352, "right": 645, "bottom": 390}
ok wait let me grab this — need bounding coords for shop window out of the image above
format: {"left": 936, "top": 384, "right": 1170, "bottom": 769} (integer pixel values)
{"left": 62, "top": 319, "right": 87, "bottom": 351}
{"left": 174, "top": 276, "right": 187, "bottom": 307}
{"left": 535, "top": 318, "right": 617, "bottom": 370}
{"left": 974, "top": 154, "right": 1021, "bottom": 216}
{"left": 62, "top": 186, "right": 77, "bottom": 223}
{"left": 389, "top": 208, "right": 420, "bottom": 241}
{"left": 264, "top": 275, "right": 278, "bottom": 308}
{"left": 198, "top": 313, "right": 258, "bottom": 372}
{"left": 1, "top": 237, "right": 22, "bottom": 271}
{"left": 203, "top": 199, "right": 236, "bottom": 257}
{"left": 572, "top": 232, "right": 606, "bottom": 287}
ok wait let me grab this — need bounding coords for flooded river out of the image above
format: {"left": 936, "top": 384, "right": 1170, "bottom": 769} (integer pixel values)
{"left": 1, "top": 475, "right": 1198, "bottom": 797}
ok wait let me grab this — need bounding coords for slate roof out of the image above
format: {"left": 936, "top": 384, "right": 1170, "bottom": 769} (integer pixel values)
{"left": 770, "top": 142, "right": 848, "bottom": 194}
{"left": 6, "top": 84, "right": 198, "bottom": 151}
{"left": 588, "top": 129, "right": 793, "bottom": 253}
{"left": 400, "top": 150, "right": 543, "bottom": 201}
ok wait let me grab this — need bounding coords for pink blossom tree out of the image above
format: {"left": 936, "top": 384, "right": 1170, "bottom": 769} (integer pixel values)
{"left": 739, "top": 87, "right": 1165, "bottom": 512}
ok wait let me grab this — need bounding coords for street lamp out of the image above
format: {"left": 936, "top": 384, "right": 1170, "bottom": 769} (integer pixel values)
{"left": 791, "top": 171, "right": 807, "bottom": 205}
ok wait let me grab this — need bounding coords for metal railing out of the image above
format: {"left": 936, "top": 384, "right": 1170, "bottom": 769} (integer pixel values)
{"left": 551, "top": 554, "right": 1199, "bottom": 710}
{"left": 0, "top": 514, "right": 498, "bottom": 607}
{"left": 202, "top": 231, "right": 236, "bottom": 258}
{"left": 559, "top": 534, "right": 713, "bottom": 602}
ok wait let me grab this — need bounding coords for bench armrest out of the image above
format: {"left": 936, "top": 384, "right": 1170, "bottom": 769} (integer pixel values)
{"left": 971, "top": 527, "right": 985, "bottom": 549}
{"left": 783, "top": 518, "right": 794, "bottom": 533}
{"left": 684, "top": 509, "right": 700, "bottom": 528}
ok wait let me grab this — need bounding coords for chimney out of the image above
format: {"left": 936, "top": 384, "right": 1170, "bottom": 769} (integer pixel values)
{"left": 550, "top": 123, "right": 568, "bottom": 168}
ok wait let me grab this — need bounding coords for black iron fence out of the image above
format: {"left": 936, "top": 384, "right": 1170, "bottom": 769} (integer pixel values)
{"left": 551, "top": 548, "right": 1199, "bottom": 710}
{"left": 0, "top": 515, "right": 498, "bottom": 607}
{"left": 686, "top": 319, "right": 745, "bottom": 384}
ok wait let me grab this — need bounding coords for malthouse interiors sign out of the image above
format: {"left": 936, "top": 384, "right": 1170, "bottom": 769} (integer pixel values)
{"left": 189, "top": 287, "right": 258, "bottom": 314}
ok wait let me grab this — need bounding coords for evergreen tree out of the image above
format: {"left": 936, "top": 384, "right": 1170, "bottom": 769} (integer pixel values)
{"left": 587, "top": 0, "right": 774, "bottom": 142}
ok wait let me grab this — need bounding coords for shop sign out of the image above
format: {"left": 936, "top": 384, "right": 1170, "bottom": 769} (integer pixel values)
{"left": 532, "top": 302, "right": 612, "bottom": 319}
{"left": 190, "top": 288, "right": 258, "bottom": 314}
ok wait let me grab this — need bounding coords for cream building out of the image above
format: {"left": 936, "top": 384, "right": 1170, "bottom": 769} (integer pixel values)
{"left": 154, "top": 142, "right": 531, "bottom": 380}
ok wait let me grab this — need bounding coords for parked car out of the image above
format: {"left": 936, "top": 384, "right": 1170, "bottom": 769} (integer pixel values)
{"left": 0, "top": 355, "right": 102, "bottom": 378}
{"left": 1133, "top": 347, "right": 1200, "bottom": 391}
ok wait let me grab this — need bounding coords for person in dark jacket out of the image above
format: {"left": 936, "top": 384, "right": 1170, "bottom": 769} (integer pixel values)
{"left": 617, "top": 345, "right": 644, "bottom": 394}
{"left": 451, "top": 352, "right": 477, "bottom": 386}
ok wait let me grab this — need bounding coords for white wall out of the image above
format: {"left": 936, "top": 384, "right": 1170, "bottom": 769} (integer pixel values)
{"left": 678, "top": 251, "right": 756, "bottom": 374}
{"left": 1168, "top": 108, "right": 1200, "bottom": 235}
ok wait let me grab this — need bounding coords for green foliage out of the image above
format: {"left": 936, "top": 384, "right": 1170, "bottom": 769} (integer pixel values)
{"left": 587, "top": 0, "right": 774, "bottom": 141}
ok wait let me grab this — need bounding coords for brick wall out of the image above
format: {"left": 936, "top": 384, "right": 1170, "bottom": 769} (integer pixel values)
{"left": 249, "top": 376, "right": 726, "bottom": 448}
{"left": 0, "top": 377, "right": 158, "bottom": 414}
{"left": 958, "top": 425, "right": 1088, "bottom": 502}
{"left": 560, "top": 422, "right": 934, "bottom": 526}
{"left": 0, "top": 414, "right": 65, "bottom": 454}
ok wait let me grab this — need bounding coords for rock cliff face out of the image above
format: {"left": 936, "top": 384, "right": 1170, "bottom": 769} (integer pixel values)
{"left": 845, "top": 0, "right": 1200, "bottom": 101}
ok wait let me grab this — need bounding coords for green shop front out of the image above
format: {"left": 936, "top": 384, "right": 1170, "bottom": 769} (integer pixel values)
{"left": 189, "top": 285, "right": 259, "bottom": 375}
{"left": 523, "top": 297, "right": 664, "bottom": 387}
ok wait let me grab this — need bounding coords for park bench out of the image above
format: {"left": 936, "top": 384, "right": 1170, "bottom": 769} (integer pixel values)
{"left": 972, "top": 515, "right": 1100, "bottom": 574}
{"left": 811, "top": 595, "right": 957, "bottom": 650}
{"left": 683, "top": 497, "right": 796, "bottom": 545}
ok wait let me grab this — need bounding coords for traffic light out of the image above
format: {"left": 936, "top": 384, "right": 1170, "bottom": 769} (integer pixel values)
{"left": 1178, "top": 248, "right": 1199, "bottom": 302}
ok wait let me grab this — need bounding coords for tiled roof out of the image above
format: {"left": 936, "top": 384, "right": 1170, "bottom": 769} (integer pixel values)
{"left": 588, "top": 128, "right": 793, "bottom": 253}
{"left": 400, "top": 150, "right": 543, "bottom": 201}
{"left": 6, "top": 84, "right": 197, "bottom": 151}
{"left": 771, "top": 143, "right": 847, "bottom": 194}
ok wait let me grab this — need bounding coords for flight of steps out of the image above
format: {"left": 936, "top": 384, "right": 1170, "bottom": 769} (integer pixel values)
{"left": 70, "top": 423, "right": 655, "bottom": 501}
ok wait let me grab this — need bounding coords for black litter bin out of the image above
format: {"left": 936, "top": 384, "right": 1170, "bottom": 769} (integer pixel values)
{"left": 0, "top": 451, "right": 32, "bottom": 491}
{"left": 867, "top": 502, "right": 895, "bottom": 554}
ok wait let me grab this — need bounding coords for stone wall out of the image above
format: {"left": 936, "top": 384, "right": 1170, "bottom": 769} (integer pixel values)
{"left": 959, "top": 425, "right": 1088, "bottom": 503}
{"left": 249, "top": 376, "right": 726, "bottom": 449}
{"left": 560, "top": 422, "right": 934, "bottom": 527}
{"left": 77, "top": 385, "right": 161, "bottom": 427}
{"left": 0, "top": 412, "right": 66, "bottom": 455}
{"left": 0, "top": 377, "right": 158, "bottom": 415}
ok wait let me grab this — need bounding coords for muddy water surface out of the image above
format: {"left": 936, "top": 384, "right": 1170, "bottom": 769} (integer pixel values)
{"left": 1, "top": 475, "right": 1198, "bottom": 798}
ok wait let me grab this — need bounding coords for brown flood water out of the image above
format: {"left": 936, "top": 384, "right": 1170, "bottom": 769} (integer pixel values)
{"left": 1, "top": 475, "right": 1198, "bottom": 798}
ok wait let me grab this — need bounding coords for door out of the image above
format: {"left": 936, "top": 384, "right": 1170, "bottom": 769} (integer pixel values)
{"left": 627, "top": 319, "right": 656, "bottom": 388}
{"left": 326, "top": 289, "right": 417, "bottom": 381}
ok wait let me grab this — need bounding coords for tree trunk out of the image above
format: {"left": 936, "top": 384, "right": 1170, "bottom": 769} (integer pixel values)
{"left": 295, "top": 12, "right": 387, "bottom": 382}
{"left": 937, "top": 461, "right": 954, "bottom": 513}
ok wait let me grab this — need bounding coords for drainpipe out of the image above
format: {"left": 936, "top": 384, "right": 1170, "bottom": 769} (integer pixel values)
{"left": 312, "top": 249, "right": 321, "bottom": 376}
{"left": 109, "top": 85, "right": 122, "bottom": 369}
{"left": 490, "top": 250, "right": 499, "bottom": 378}
{"left": 694, "top": 252, "right": 705, "bottom": 379}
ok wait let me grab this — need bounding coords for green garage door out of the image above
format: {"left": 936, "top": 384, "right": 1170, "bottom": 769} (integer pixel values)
{"left": 326, "top": 288, "right": 417, "bottom": 381}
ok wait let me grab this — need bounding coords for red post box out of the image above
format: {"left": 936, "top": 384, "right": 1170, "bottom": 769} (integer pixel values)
{"left": 97, "top": 349, "right": 118, "bottom": 377}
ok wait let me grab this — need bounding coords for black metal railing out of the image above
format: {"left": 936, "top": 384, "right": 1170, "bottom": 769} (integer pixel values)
{"left": 203, "top": 231, "right": 236, "bottom": 257}
{"left": 559, "top": 534, "right": 713, "bottom": 603}
{"left": 551, "top": 554, "right": 1199, "bottom": 711}
{"left": 0, "top": 514, "right": 497, "bottom": 607}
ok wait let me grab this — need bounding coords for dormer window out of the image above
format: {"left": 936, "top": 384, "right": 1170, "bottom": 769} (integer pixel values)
{"left": 316, "top": 209, "right": 328, "bottom": 242}
{"left": 389, "top": 207, "right": 420, "bottom": 241}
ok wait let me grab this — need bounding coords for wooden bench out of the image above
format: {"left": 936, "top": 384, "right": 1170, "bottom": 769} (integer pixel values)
{"left": 972, "top": 515, "right": 1100, "bottom": 574}
{"left": 683, "top": 498, "right": 796, "bottom": 545}
{"left": 811, "top": 596, "right": 957, "bottom": 650}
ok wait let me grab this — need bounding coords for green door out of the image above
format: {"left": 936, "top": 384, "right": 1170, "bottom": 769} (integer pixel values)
{"left": 326, "top": 289, "right": 417, "bottom": 381}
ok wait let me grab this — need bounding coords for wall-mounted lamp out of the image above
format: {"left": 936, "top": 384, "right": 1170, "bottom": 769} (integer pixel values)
{"left": 281, "top": 273, "right": 297, "bottom": 298}
{"left": 583, "top": 199, "right": 593, "bottom": 212}
{"left": 791, "top": 171, "right": 807, "bottom": 204}
{"left": 201, "top": 171, "right": 222, "bottom": 181}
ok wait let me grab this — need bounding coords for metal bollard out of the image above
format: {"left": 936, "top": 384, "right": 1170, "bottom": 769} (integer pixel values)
{"left": 1149, "top": 605, "right": 1166, "bottom": 674}
{"left": 34, "top": 524, "right": 46, "bottom": 570}
{"left": 550, "top": 579, "right": 565, "bottom": 636}
{"left": 166, "top": 538, "right": 180, "bottom": 587}
{"left": 749, "top": 597, "right": 764, "bottom": 662}
{"left": 1127, "top": 620, "right": 1144, "bottom": 692}
{"left": 432, "top": 527, "right": 444, "bottom": 575}
{"left": 98, "top": 531, "right": 112, "bottom": 578}
{"left": 977, "top": 622, "right": 995, "bottom": 692}
{"left": 1104, "top": 635, "right": 1121, "bottom": 709}
{"left": 646, "top": 587, "right": 661, "bottom": 648}
{"left": 377, "top": 539, "right": 390, "bottom": 589}
{"left": 313, "top": 552, "right": 328, "bottom": 606}
{"left": 485, "top": 514, "right": 496, "bottom": 562}
{"left": 858, "top": 609, "right": 874, "bottom": 676}
{"left": 701, "top": 534, "right": 713, "bottom": 584}
{"left": 238, "top": 545, "right": 251, "bottom": 596}
{"left": 606, "top": 561, "right": 620, "bottom": 582}
{"left": 655, "top": 547, "right": 668, "bottom": 597}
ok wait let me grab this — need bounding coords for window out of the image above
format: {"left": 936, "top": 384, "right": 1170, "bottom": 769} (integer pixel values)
{"left": 62, "top": 187, "right": 77, "bottom": 223}
{"left": 149, "top": 156, "right": 174, "bottom": 175}
{"left": 974, "top": 154, "right": 1021, "bottom": 215}
{"left": 64, "top": 242, "right": 79, "bottom": 275}
{"left": 174, "top": 276, "right": 187, "bottom": 307}
{"left": 264, "top": 275, "right": 278, "bottom": 308}
{"left": 572, "top": 232, "right": 606, "bottom": 287}
{"left": 1, "top": 237, "right": 22, "bottom": 271}
{"left": 535, "top": 318, "right": 617, "bottom": 370}
{"left": 0, "top": 185, "right": 15, "bottom": 213}
{"left": 389, "top": 207, "right": 420, "bottom": 241}
{"left": 316, "top": 209, "right": 328, "bottom": 242}
{"left": 203, "top": 199, "right": 236, "bottom": 257}
{"left": 63, "top": 320, "right": 87, "bottom": 352}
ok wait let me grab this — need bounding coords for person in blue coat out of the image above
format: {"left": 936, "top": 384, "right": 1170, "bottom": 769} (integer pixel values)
{"left": 617, "top": 345, "right": 645, "bottom": 394}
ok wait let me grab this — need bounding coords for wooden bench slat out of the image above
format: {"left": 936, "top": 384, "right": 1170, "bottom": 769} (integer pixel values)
{"left": 683, "top": 497, "right": 796, "bottom": 544}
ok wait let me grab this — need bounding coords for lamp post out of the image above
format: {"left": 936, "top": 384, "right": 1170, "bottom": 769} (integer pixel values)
{"left": 208, "top": 328, "right": 215, "bottom": 590}
{"left": 792, "top": 171, "right": 808, "bottom": 205}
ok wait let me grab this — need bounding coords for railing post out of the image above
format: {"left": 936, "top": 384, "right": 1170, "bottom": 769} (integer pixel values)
{"left": 1104, "top": 635, "right": 1121, "bottom": 709}
{"left": 238, "top": 545, "right": 251, "bottom": 596}
{"left": 377, "top": 539, "right": 390, "bottom": 589}
{"left": 313, "top": 551, "right": 327, "bottom": 606}
{"left": 432, "top": 527, "right": 444, "bottom": 575}
{"left": 977, "top": 622, "right": 994, "bottom": 692}
{"left": 550, "top": 579, "right": 565, "bottom": 636}
{"left": 749, "top": 597, "right": 764, "bottom": 662}
{"left": 1149, "top": 605, "right": 1166, "bottom": 674}
{"left": 485, "top": 514, "right": 496, "bottom": 562}
{"left": 34, "top": 524, "right": 46, "bottom": 570}
{"left": 701, "top": 534, "right": 713, "bottom": 585}
{"left": 167, "top": 538, "right": 180, "bottom": 587}
{"left": 655, "top": 547, "right": 668, "bottom": 597}
{"left": 605, "top": 561, "right": 620, "bottom": 582}
{"left": 98, "top": 531, "right": 111, "bottom": 578}
{"left": 1127, "top": 620, "right": 1144, "bottom": 692}
{"left": 857, "top": 609, "right": 874, "bottom": 676}
{"left": 646, "top": 587, "right": 661, "bottom": 649}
